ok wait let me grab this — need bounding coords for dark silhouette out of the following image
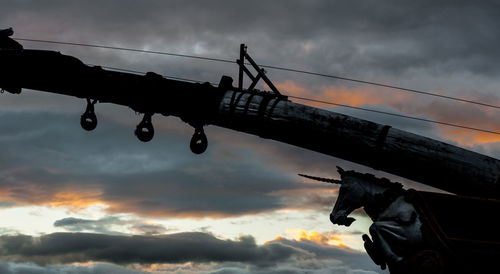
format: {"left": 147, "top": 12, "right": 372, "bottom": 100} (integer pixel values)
{"left": 301, "top": 169, "right": 500, "bottom": 274}
{"left": 0, "top": 27, "right": 23, "bottom": 50}
{"left": 2, "top": 32, "right": 499, "bottom": 198}
{"left": 301, "top": 170, "right": 421, "bottom": 272}
{"left": 0, "top": 28, "right": 218, "bottom": 153}
{"left": 2, "top": 28, "right": 500, "bottom": 273}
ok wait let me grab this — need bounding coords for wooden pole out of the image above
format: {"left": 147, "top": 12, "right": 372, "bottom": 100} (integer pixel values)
{"left": 214, "top": 89, "right": 500, "bottom": 199}
{"left": 1, "top": 49, "right": 500, "bottom": 198}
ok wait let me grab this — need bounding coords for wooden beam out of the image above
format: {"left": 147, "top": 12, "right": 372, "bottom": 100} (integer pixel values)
{"left": 214, "top": 90, "right": 500, "bottom": 199}
{"left": 2, "top": 49, "right": 499, "bottom": 198}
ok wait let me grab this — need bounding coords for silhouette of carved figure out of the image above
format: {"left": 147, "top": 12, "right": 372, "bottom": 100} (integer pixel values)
{"left": 299, "top": 168, "right": 423, "bottom": 271}
{"left": 0, "top": 28, "right": 23, "bottom": 50}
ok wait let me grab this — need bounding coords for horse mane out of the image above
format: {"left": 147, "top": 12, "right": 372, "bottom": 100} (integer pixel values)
{"left": 338, "top": 167, "right": 404, "bottom": 191}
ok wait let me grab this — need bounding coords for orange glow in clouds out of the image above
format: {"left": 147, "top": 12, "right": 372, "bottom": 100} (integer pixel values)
{"left": 276, "top": 80, "right": 500, "bottom": 147}
{"left": 275, "top": 80, "right": 408, "bottom": 108}
{"left": 48, "top": 191, "right": 105, "bottom": 209}
{"left": 437, "top": 127, "right": 500, "bottom": 146}
{"left": 423, "top": 103, "right": 500, "bottom": 146}
{"left": 283, "top": 228, "right": 352, "bottom": 248}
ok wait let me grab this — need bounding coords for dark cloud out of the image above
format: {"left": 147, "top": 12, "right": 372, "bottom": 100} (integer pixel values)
{"left": 0, "top": 232, "right": 308, "bottom": 267}
{"left": 0, "top": 260, "right": 383, "bottom": 274}
{"left": 53, "top": 216, "right": 127, "bottom": 234}
{"left": 0, "top": 232, "right": 384, "bottom": 273}
{"left": 0, "top": 228, "right": 17, "bottom": 235}
{"left": 1, "top": 2, "right": 494, "bottom": 273}
{"left": 3, "top": 0, "right": 496, "bottom": 145}
{"left": 2, "top": 0, "right": 500, "bottom": 85}
{"left": 0, "top": 111, "right": 321, "bottom": 217}
{"left": 2, "top": 0, "right": 499, "bottom": 152}
{"left": 53, "top": 216, "right": 170, "bottom": 235}
{"left": 0, "top": 262, "right": 146, "bottom": 274}
{"left": 253, "top": 237, "right": 384, "bottom": 273}
{"left": 0, "top": 107, "right": 449, "bottom": 219}
{"left": 128, "top": 223, "right": 169, "bottom": 236}
{"left": 54, "top": 217, "right": 96, "bottom": 227}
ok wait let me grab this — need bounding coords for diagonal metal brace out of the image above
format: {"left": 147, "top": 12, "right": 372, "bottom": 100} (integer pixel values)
{"left": 237, "top": 44, "right": 284, "bottom": 97}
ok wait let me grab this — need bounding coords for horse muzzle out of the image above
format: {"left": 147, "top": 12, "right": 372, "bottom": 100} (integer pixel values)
{"left": 330, "top": 213, "right": 355, "bottom": 227}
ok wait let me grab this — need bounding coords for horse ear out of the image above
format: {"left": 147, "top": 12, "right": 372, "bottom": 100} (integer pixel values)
{"left": 336, "top": 166, "right": 345, "bottom": 176}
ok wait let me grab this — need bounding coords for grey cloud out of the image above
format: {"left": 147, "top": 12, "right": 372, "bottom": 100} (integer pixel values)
{"left": 3, "top": 1, "right": 500, "bottom": 82}
{"left": 53, "top": 217, "right": 94, "bottom": 227}
{"left": 53, "top": 216, "right": 169, "bottom": 235}
{"left": 208, "top": 265, "right": 381, "bottom": 274}
{"left": 0, "top": 111, "right": 314, "bottom": 217}
{"left": 53, "top": 216, "right": 126, "bottom": 234}
{"left": 0, "top": 261, "right": 383, "bottom": 274}
{"left": 0, "top": 228, "right": 18, "bottom": 235}
{"left": 128, "top": 223, "right": 168, "bottom": 236}
{"left": 0, "top": 232, "right": 386, "bottom": 273}
{"left": 268, "top": 237, "right": 384, "bottom": 273}
{"left": 0, "top": 104, "right": 451, "bottom": 219}
{"left": 0, "top": 2, "right": 492, "bottom": 273}
{"left": 0, "top": 262, "right": 146, "bottom": 274}
{"left": 2, "top": 0, "right": 499, "bottom": 141}
{"left": 0, "top": 232, "right": 309, "bottom": 266}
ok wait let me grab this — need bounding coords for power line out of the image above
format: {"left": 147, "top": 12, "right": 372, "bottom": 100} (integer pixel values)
{"left": 14, "top": 37, "right": 500, "bottom": 110}
{"left": 15, "top": 38, "right": 235, "bottom": 64}
{"left": 261, "top": 65, "right": 500, "bottom": 110}
{"left": 14, "top": 38, "right": 500, "bottom": 135}
{"left": 288, "top": 95, "right": 500, "bottom": 136}
{"left": 98, "top": 65, "right": 211, "bottom": 84}
{"left": 93, "top": 65, "right": 500, "bottom": 136}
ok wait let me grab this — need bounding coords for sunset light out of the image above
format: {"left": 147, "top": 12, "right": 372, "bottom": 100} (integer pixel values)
{"left": 1, "top": 1, "right": 499, "bottom": 273}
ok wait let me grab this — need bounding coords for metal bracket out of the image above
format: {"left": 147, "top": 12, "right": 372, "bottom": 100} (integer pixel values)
{"left": 85, "top": 98, "right": 97, "bottom": 113}
{"left": 237, "top": 44, "right": 284, "bottom": 98}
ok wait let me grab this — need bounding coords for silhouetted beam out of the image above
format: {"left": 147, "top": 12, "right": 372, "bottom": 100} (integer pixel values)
{"left": 214, "top": 90, "right": 500, "bottom": 198}
{"left": 0, "top": 50, "right": 222, "bottom": 119}
{"left": 1, "top": 49, "right": 500, "bottom": 198}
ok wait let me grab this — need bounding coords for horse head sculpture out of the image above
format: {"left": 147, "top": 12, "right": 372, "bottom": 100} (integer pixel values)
{"left": 299, "top": 168, "right": 423, "bottom": 270}
{"left": 300, "top": 167, "right": 405, "bottom": 227}
{"left": 300, "top": 166, "right": 372, "bottom": 227}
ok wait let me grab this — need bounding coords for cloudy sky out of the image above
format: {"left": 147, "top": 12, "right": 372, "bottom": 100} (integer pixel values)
{"left": 1, "top": 1, "right": 500, "bottom": 273}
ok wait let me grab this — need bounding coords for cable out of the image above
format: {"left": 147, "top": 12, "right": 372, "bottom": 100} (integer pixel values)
{"left": 14, "top": 38, "right": 235, "bottom": 64}
{"left": 96, "top": 65, "right": 219, "bottom": 86}
{"left": 98, "top": 63, "right": 500, "bottom": 136}
{"left": 91, "top": 64, "right": 500, "bottom": 136}
{"left": 99, "top": 65, "right": 207, "bottom": 84}
{"left": 261, "top": 66, "right": 500, "bottom": 110}
{"left": 14, "top": 38, "right": 500, "bottom": 135}
{"left": 14, "top": 37, "right": 500, "bottom": 110}
{"left": 94, "top": 65, "right": 143, "bottom": 75}
{"left": 288, "top": 95, "right": 500, "bottom": 136}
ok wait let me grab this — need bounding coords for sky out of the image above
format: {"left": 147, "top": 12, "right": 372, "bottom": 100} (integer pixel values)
{"left": 1, "top": 1, "right": 500, "bottom": 273}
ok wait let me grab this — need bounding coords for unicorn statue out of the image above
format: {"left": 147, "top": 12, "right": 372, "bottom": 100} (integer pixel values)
{"left": 300, "top": 167, "right": 424, "bottom": 271}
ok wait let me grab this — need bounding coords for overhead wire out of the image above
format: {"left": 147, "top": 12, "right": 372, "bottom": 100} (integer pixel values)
{"left": 14, "top": 37, "right": 500, "bottom": 110}
{"left": 13, "top": 37, "right": 500, "bottom": 136}
{"left": 259, "top": 65, "right": 500, "bottom": 110}
{"left": 287, "top": 95, "right": 500, "bottom": 136}
{"left": 15, "top": 38, "right": 235, "bottom": 64}
{"left": 95, "top": 66, "right": 500, "bottom": 136}
{"left": 97, "top": 65, "right": 211, "bottom": 84}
